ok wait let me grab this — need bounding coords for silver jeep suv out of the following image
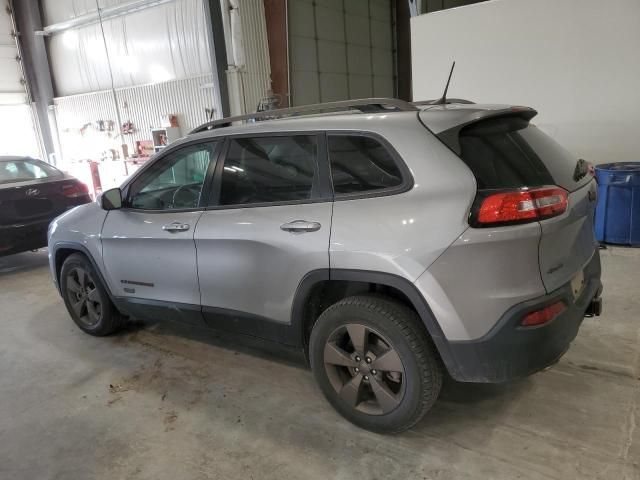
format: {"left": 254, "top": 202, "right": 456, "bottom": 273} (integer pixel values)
{"left": 48, "top": 98, "right": 603, "bottom": 433}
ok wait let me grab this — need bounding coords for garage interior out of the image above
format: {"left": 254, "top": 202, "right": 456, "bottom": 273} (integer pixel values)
{"left": 1, "top": 0, "right": 639, "bottom": 479}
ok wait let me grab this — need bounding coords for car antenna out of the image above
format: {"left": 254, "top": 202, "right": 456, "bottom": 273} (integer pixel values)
{"left": 434, "top": 61, "right": 456, "bottom": 105}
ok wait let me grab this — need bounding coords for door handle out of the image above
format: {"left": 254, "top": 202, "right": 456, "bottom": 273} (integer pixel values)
{"left": 280, "top": 220, "right": 321, "bottom": 233}
{"left": 162, "top": 222, "right": 190, "bottom": 232}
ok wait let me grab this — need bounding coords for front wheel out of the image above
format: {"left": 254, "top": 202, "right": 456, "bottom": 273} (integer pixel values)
{"left": 309, "top": 295, "right": 443, "bottom": 434}
{"left": 60, "top": 253, "right": 124, "bottom": 336}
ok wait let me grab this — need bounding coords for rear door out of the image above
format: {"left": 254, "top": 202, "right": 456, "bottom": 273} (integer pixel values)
{"left": 195, "top": 133, "right": 332, "bottom": 341}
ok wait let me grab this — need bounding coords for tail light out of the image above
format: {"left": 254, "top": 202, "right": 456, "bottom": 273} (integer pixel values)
{"left": 471, "top": 186, "right": 568, "bottom": 227}
{"left": 521, "top": 301, "right": 566, "bottom": 327}
{"left": 62, "top": 181, "right": 89, "bottom": 198}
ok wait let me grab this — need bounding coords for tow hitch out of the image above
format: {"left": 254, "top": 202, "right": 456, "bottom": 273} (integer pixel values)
{"left": 585, "top": 296, "right": 602, "bottom": 317}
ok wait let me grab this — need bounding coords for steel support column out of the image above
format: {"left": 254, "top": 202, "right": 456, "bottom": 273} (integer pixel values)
{"left": 203, "top": 0, "right": 230, "bottom": 118}
{"left": 11, "top": 0, "right": 56, "bottom": 161}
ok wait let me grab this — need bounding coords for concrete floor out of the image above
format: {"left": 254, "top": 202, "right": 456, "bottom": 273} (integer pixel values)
{"left": 0, "top": 248, "right": 638, "bottom": 480}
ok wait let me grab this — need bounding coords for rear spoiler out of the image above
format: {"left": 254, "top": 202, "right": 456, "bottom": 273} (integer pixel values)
{"left": 420, "top": 107, "right": 538, "bottom": 155}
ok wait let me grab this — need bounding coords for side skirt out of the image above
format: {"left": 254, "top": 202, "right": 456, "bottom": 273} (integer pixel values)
{"left": 113, "top": 296, "right": 303, "bottom": 348}
{"left": 202, "top": 305, "right": 301, "bottom": 346}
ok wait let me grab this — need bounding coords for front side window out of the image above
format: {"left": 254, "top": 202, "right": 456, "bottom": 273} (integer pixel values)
{"left": 128, "top": 142, "right": 219, "bottom": 210}
{"left": 219, "top": 135, "right": 318, "bottom": 206}
{"left": 328, "top": 135, "right": 403, "bottom": 195}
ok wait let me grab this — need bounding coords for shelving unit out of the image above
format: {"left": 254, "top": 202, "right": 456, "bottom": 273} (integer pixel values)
{"left": 151, "top": 126, "right": 181, "bottom": 152}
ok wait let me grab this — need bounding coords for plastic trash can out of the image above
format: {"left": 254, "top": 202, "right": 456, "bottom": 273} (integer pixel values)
{"left": 594, "top": 162, "right": 640, "bottom": 246}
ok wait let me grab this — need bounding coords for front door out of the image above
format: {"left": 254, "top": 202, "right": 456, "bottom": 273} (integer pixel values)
{"left": 101, "top": 140, "right": 221, "bottom": 322}
{"left": 195, "top": 133, "right": 332, "bottom": 343}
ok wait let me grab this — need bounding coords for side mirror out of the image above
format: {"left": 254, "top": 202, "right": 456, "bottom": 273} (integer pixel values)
{"left": 100, "top": 188, "right": 123, "bottom": 210}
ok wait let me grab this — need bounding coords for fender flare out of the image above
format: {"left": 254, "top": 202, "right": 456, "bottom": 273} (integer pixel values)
{"left": 290, "top": 268, "right": 462, "bottom": 378}
{"left": 51, "top": 242, "right": 115, "bottom": 300}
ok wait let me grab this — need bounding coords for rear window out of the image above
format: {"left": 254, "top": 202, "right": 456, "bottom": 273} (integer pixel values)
{"left": 0, "top": 159, "right": 62, "bottom": 185}
{"left": 456, "top": 117, "right": 588, "bottom": 191}
{"left": 518, "top": 127, "right": 591, "bottom": 191}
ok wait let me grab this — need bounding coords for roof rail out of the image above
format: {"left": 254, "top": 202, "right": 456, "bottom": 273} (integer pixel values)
{"left": 189, "top": 98, "right": 417, "bottom": 134}
{"left": 413, "top": 98, "right": 475, "bottom": 106}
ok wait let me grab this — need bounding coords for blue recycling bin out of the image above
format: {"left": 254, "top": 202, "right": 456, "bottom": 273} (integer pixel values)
{"left": 594, "top": 162, "right": 640, "bottom": 246}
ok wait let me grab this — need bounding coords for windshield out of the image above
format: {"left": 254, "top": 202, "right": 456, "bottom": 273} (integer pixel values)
{"left": 0, "top": 158, "right": 63, "bottom": 185}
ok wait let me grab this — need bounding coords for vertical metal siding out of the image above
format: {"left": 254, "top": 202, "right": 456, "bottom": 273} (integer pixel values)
{"left": 53, "top": 73, "right": 219, "bottom": 161}
{"left": 236, "top": 0, "right": 271, "bottom": 112}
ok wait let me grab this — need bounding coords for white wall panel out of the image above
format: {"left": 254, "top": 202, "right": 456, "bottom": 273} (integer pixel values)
{"left": 43, "top": 0, "right": 212, "bottom": 96}
{"left": 289, "top": 0, "right": 394, "bottom": 106}
{"left": 411, "top": 0, "right": 640, "bottom": 164}
{"left": 0, "top": 105, "right": 40, "bottom": 156}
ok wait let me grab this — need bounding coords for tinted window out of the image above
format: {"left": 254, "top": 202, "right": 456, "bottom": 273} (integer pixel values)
{"left": 0, "top": 159, "right": 62, "bottom": 184}
{"left": 219, "top": 135, "right": 317, "bottom": 206}
{"left": 328, "top": 135, "right": 403, "bottom": 195}
{"left": 519, "top": 126, "right": 591, "bottom": 191}
{"left": 128, "top": 142, "right": 218, "bottom": 210}
{"left": 458, "top": 118, "right": 555, "bottom": 189}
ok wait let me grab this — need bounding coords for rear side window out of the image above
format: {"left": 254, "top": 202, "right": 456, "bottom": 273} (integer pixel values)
{"left": 458, "top": 117, "right": 554, "bottom": 189}
{"left": 219, "top": 135, "right": 318, "bottom": 206}
{"left": 328, "top": 135, "right": 403, "bottom": 195}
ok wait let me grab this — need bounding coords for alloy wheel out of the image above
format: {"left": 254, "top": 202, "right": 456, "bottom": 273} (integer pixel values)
{"left": 323, "top": 323, "right": 406, "bottom": 415}
{"left": 66, "top": 267, "right": 103, "bottom": 327}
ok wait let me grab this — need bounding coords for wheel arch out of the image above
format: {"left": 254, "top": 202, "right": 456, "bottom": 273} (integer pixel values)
{"left": 52, "top": 242, "right": 115, "bottom": 301}
{"left": 291, "top": 269, "right": 461, "bottom": 377}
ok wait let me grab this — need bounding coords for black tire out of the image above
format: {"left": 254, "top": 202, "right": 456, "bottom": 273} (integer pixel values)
{"left": 309, "top": 295, "right": 443, "bottom": 434}
{"left": 60, "top": 253, "right": 125, "bottom": 336}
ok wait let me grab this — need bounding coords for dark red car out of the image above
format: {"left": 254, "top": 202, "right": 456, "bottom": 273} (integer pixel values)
{"left": 0, "top": 156, "right": 91, "bottom": 256}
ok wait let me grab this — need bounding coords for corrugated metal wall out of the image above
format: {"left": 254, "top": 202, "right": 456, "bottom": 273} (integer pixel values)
{"left": 53, "top": 73, "right": 218, "bottom": 162}
{"left": 226, "top": 0, "right": 272, "bottom": 114}
{"left": 43, "top": 0, "right": 212, "bottom": 96}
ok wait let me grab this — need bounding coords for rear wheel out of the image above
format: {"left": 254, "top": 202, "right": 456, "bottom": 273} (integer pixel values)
{"left": 60, "top": 253, "right": 124, "bottom": 336}
{"left": 309, "top": 295, "right": 442, "bottom": 433}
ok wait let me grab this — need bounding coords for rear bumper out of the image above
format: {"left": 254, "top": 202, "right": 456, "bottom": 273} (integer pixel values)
{"left": 446, "top": 250, "right": 602, "bottom": 383}
{"left": 0, "top": 219, "right": 51, "bottom": 256}
{"left": 0, "top": 198, "right": 90, "bottom": 257}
